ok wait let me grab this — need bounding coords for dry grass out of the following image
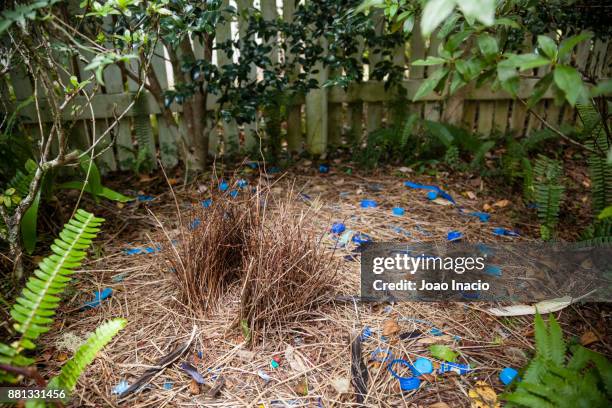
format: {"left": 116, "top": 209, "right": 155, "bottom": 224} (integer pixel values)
{"left": 240, "top": 189, "right": 339, "bottom": 342}
{"left": 168, "top": 178, "right": 339, "bottom": 341}
{"left": 169, "top": 186, "right": 251, "bottom": 313}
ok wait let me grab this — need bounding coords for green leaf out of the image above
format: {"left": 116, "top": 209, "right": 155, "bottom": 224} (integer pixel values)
{"left": 412, "top": 68, "right": 448, "bottom": 101}
{"left": 429, "top": 344, "right": 458, "bottom": 362}
{"left": 420, "top": 0, "right": 455, "bottom": 37}
{"left": 478, "top": 34, "right": 498, "bottom": 58}
{"left": 528, "top": 72, "right": 554, "bottom": 108}
{"left": 591, "top": 79, "right": 612, "bottom": 97}
{"left": 456, "top": 0, "right": 495, "bottom": 26}
{"left": 240, "top": 319, "right": 251, "bottom": 342}
{"left": 558, "top": 32, "right": 592, "bottom": 61}
{"left": 21, "top": 191, "right": 40, "bottom": 254}
{"left": 507, "top": 53, "right": 551, "bottom": 71}
{"left": 598, "top": 206, "right": 612, "bottom": 220}
{"left": 412, "top": 56, "right": 447, "bottom": 66}
{"left": 537, "top": 35, "right": 557, "bottom": 60}
{"left": 554, "top": 65, "right": 587, "bottom": 106}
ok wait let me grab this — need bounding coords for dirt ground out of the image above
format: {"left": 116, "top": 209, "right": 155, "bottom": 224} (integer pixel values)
{"left": 34, "top": 163, "right": 611, "bottom": 407}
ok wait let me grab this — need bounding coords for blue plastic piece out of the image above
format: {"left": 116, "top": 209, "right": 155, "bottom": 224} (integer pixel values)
{"left": 426, "top": 191, "right": 438, "bottom": 200}
{"left": 268, "top": 166, "right": 280, "bottom": 174}
{"left": 163, "top": 381, "right": 173, "bottom": 390}
{"left": 392, "top": 207, "right": 405, "bottom": 216}
{"left": 247, "top": 162, "right": 259, "bottom": 169}
{"left": 112, "top": 380, "right": 130, "bottom": 395}
{"left": 447, "top": 231, "right": 463, "bottom": 241}
{"left": 189, "top": 218, "right": 201, "bottom": 230}
{"left": 500, "top": 367, "right": 519, "bottom": 385}
{"left": 430, "top": 328, "right": 443, "bottom": 336}
{"left": 438, "top": 362, "right": 471, "bottom": 375}
{"left": 361, "top": 326, "right": 372, "bottom": 340}
{"left": 137, "top": 194, "right": 154, "bottom": 202}
{"left": 413, "top": 358, "right": 434, "bottom": 375}
{"left": 468, "top": 211, "right": 490, "bottom": 222}
{"left": 493, "top": 227, "right": 519, "bottom": 237}
{"left": 371, "top": 348, "right": 394, "bottom": 363}
{"left": 331, "top": 222, "right": 346, "bottom": 234}
{"left": 237, "top": 179, "right": 248, "bottom": 188}
{"left": 201, "top": 198, "right": 212, "bottom": 208}
{"left": 219, "top": 180, "right": 229, "bottom": 192}
{"left": 352, "top": 233, "right": 372, "bottom": 244}
{"left": 125, "top": 248, "right": 143, "bottom": 255}
{"left": 299, "top": 193, "right": 312, "bottom": 201}
{"left": 404, "top": 181, "right": 456, "bottom": 204}
{"left": 485, "top": 265, "right": 502, "bottom": 277}
{"left": 319, "top": 164, "right": 329, "bottom": 173}
{"left": 83, "top": 288, "right": 113, "bottom": 309}
{"left": 360, "top": 199, "right": 377, "bottom": 208}
{"left": 388, "top": 359, "right": 421, "bottom": 391}
{"left": 229, "top": 189, "right": 239, "bottom": 198}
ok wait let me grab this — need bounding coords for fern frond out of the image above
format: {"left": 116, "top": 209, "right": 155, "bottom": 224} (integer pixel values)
{"left": 587, "top": 134, "right": 612, "bottom": 214}
{"left": 546, "top": 314, "right": 566, "bottom": 366}
{"left": 133, "top": 95, "right": 155, "bottom": 173}
{"left": 10, "top": 209, "right": 104, "bottom": 352}
{"left": 534, "top": 313, "right": 549, "bottom": 363}
{"left": 533, "top": 155, "right": 565, "bottom": 239}
{"left": 48, "top": 318, "right": 126, "bottom": 393}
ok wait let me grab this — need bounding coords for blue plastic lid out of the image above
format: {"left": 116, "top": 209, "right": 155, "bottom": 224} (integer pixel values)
{"left": 201, "top": 198, "right": 212, "bottom": 208}
{"left": 219, "top": 181, "right": 229, "bottom": 192}
{"left": 352, "top": 233, "right": 372, "bottom": 244}
{"left": 392, "top": 207, "right": 405, "bottom": 216}
{"left": 499, "top": 367, "right": 519, "bottom": 385}
{"left": 360, "top": 199, "right": 377, "bottom": 208}
{"left": 413, "top": 358, "right": 433, "bottom": 375}
{"left": 331, "top": 222, "right": 346, "bottom": 234}
{"left": 319, "top": 164, "right": 330, "bottom": 173}
{"left": 426, "top": 191, "right": 438, "bottom": 200}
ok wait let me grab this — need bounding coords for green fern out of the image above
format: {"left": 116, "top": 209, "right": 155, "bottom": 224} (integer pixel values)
{"left": 133, "top": 94, "right": 155, "bottom": 173}
{"left": 0, "top": 209, "right": 105, "bottom": 380}
{"left": 47, "top": 318, "right": 126, "bottom": 393}
{"left": 503, "top": 314, "right": 612, "bottom": 408}
{"left": 587, "top": 133, "right": 612, "bottom": 215}
{"left": 533, "top": 155, "right": 565, "bottom": 240}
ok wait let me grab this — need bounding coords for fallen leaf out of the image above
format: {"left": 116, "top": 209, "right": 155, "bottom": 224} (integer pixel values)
{"left": 483, "top": 203, "right": 492, "bottom": 211}
{"left": 417, "top": 335, "right": 452, "bottom": 345}
{"left": 398, "top": 166, "right": 411, "bottom": 173}
{"left": 293, "top": 377, "right": 308, "bottom": 396}
{"left": 57, "top": 352, "right": 68, "bottom": 362}
{"left": 429, "top": 345, "right": 458, "bottom": 362}
{"left": 493, "top": 199, "right": 510, "bottom": 208}
{"left": 432, "top": 197, "right": 453, "bottom": 206}
{"left": 236, "top": 349, "right": 255, "bottom": 361}
{"left": 468, "top": 381, "right": 500, "bottom": 408}
{"left": 487, "top": 296, "right": 573, "bottom": 316}
{"left": 331, "top": 377, "right": 350, "bottom": 394}
{"left": 167, "top": 178, "right": 178, "bottom": 186}
{"left": 189, "top": 379, "right": 200, "bottom": 395}
{"left": 285, "top": 345, "right": 308, "bottom": 373}
{"left": 464, "top": 191, "right": 476, "bottom": 200}
{"left": 116, "top": 202, "right": 125, "bottom": 209}
{"left": 382, "top": 319, "right": 400, "bottom": 336}
{"left": 429, "top": 403, "right": 450, "bottom": 408}
{"left": 333, "top": 178, "right": 345, "bottom": 186}
{"left": 580, "top": 331, "right": 600, "bottom": 346}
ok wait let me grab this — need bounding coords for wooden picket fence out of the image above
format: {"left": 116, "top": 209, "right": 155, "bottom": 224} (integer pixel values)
{"left": 4, "top": 1, "right": 611, "bottom": 172}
